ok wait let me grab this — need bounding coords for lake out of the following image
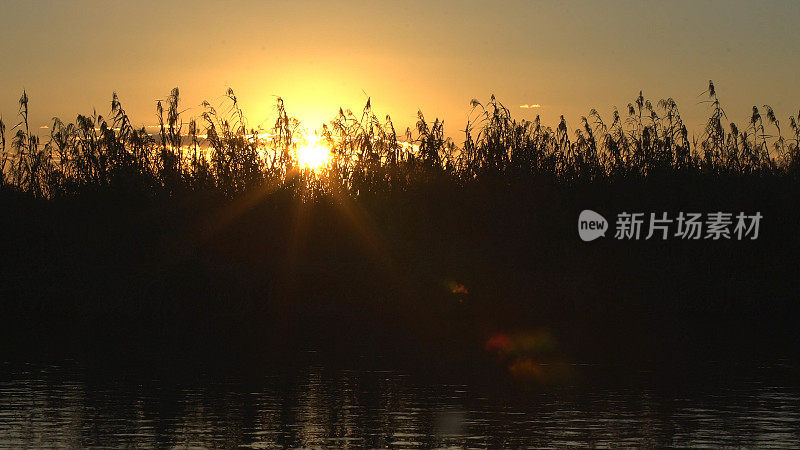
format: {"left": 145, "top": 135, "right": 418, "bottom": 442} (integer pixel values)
{"left": 1, "top": 359, "right": 798, "bottom": 448}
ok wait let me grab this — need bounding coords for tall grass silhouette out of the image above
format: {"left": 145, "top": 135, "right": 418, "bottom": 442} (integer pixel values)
{"left": 2, "top": 81, "right": 798, "bottom": 199}
{"left": 1, "top": 81, "right": 799, "bottom": 367}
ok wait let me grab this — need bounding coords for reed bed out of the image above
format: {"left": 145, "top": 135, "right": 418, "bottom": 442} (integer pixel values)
{"left": 1, "top": 81, "right": 798, "bottom": 199}
{"left": 2, "top": 83, "right": 799, "bottom": 366}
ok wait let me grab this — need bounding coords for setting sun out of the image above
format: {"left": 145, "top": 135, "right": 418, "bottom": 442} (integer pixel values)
{"left": 295, "top": 133, "right": 331, "bottom": 171}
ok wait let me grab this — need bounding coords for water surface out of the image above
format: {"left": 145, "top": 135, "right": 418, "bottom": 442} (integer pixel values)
{"left": 1, "top": 360, "right": 798, "bottom": 448}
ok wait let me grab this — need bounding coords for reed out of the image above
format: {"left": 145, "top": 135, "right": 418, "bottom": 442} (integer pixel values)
{"left": 0, "top": 115, "right": 6, "bottom": 187}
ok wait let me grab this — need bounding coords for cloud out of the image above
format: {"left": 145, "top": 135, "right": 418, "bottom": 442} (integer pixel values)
{"left": 520, "top": 104, "right": 541, "bottom": 109}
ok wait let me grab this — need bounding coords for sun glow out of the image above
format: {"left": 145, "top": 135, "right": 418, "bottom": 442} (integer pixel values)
{"left": 295, "top": 133, "right": 331, "bottom": 171}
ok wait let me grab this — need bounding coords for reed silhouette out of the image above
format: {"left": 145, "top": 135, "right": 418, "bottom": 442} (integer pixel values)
{"left": 1, "top": 81, "right": 798, "bottom": 371}
{"left": 1, "top": 81, "right": 799, "bottom": 198}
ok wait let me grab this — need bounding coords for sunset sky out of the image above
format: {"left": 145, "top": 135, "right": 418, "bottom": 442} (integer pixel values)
{"left": 1, "top": 0, "right": 799, "bottom": 139}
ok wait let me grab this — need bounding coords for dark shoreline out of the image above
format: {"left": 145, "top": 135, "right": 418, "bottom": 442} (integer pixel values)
{"left": 2, "top": 175, "right": 798, "bottom": 378}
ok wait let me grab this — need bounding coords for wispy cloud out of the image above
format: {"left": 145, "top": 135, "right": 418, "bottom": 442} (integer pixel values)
{"left": 520, "top": 104, "right": 541, "bottom": 109}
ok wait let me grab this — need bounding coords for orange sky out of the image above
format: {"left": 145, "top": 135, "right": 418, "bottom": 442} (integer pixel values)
{"left": 1, "top": 1, "right": 799, "bottom": 141}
